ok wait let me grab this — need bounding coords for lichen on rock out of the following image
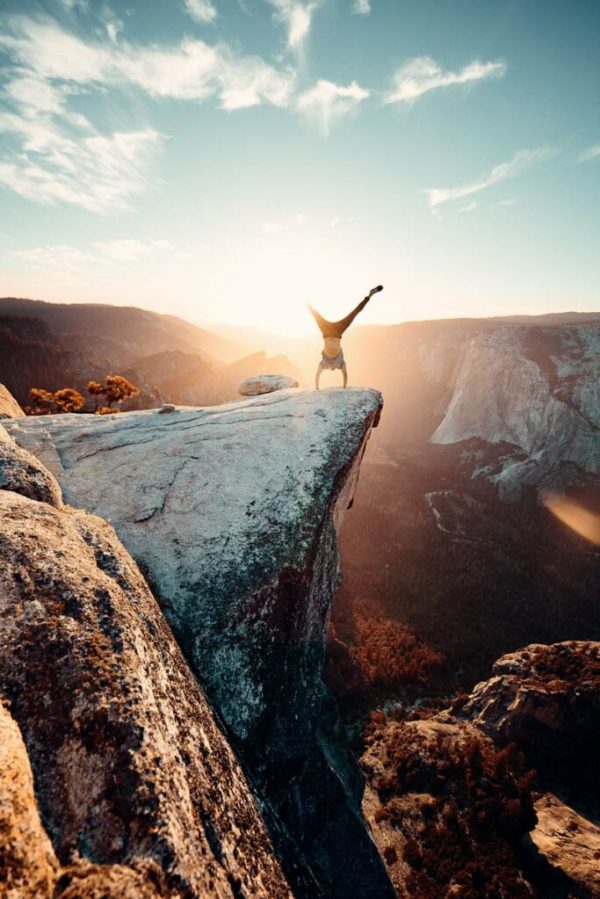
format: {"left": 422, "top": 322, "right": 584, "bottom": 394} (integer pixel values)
{"left": 0, "top": 434, "right": 292, "bottom": 897}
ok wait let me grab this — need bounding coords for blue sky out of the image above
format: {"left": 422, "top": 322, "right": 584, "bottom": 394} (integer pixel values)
{"left": 0, "top": 0, "right": 598, "bottom": 333}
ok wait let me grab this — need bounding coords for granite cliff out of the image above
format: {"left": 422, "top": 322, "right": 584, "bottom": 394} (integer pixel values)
{"left": 5, "top": 388, "right": 393, "bottom": 898}
{"left": 0, "top": 421, "right": 291, "bottom": 898}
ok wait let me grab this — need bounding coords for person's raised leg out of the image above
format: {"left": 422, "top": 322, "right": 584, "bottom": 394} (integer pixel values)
{"left": 341, "top": 363, "right": 348, "bottom": 388}
{"left": 315, "top": 363, "right": 324, "bottom": 390}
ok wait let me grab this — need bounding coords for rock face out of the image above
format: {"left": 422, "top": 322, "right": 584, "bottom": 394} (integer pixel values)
{"left": 0, "top": 422, "right": 63, "bottom": 508}
{"left": 530, "top": 792, "right": 600, "bottom": 898}
{"left": 6, "top": 388, "right": 392, "bottom": 898}
{"left": 0, "top": 433, "right": 291, "bottom": 898}
{"left": 458, "top": 641, "right": 600, "bottom": 792}
{"left": 361, "top": 713, "right": 537, "bottom": 898}
{"left": 239, "top": 374, "right": 299, "bottom": 396}
{"left": 0, "top": 702, "right": 57, "bottom": 898}
{"left": 0, "top": 383, "right": 24, "bottom": 418}
{"left": 361, "top": 640, "right": 600, "bottom": 898}
{"left": 431, "top": 325, "right": 600, "bottom": 498}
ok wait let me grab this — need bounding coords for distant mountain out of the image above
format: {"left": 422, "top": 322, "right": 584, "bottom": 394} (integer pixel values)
{"left": 0, "top": 299, "right": 302, "bottom": 411}
{"left": 0, "top": 297, "right": 245, "bottom": 366}
{"left": 331, "top": 315, "right": 600, "bottom": 692}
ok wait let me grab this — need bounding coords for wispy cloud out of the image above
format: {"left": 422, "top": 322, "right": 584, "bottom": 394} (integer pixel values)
{"left": 12, "top": 238, "right": 172, "bottom": 269}
{"left": 265, "top": 0, "right": 320, "bottom": 52}
{"left": 425, "top": 147, "right": 556, "bottom": 208}
{"left": 183, "top": 0, "right": 218, "bottom": 23}
{"left": 1, "top": 17, "right": 295, "bottom": 108}
{"left": 295, "top": 79, "right": 369, "bottom": 136}
{"left": 352, "top": 0, "right": 371, "bottom": 14}
{"left": 0, "top": 14, "right": 298, "bottom": 211}
{"left": 385, "top": 56, "right": 506, "bottom": 104}
{"left": 579, "top": 143, "right": 600, "bottom": 162}
{"left": 458, "top": 201, "right": 479, "bottom": 213}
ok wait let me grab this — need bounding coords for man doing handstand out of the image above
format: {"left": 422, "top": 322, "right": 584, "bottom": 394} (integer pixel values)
{"left": 309, "top": 285, "right": 383, "bottom": 389}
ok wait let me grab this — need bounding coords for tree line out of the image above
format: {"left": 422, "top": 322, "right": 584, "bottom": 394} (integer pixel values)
{"left": 25, "top": 376, "right": 139, "bottom": 416}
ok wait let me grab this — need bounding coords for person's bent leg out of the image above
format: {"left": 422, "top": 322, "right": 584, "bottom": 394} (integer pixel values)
{"left": 341, "top": 363, "right": 348, "bottom": 388}
{"left": 315, "top": 363, "right": 324, "bottom": 390}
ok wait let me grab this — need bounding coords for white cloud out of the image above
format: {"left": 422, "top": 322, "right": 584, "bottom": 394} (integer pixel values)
{"left": 12, "top": 238, "right": 171, "bottom": 269}
{"left": 579, "top": 144, "right": 600, "bottom": 162}
{"left": 0, "top": 15, "right": 298, "bottom": 211}
{"left": 12, "top": 244, "right": 95, "bottom": 270}
{"left": 385, "top": 56, "right": 506, "bottom": 104}
{"left": 352, "top": 0, "right": 371, "bottom": 14}
{"left": 0, "top": 17, "right": 295, "bottom": 108}
{"left": 425, "top": 147, "right": 556, "bottom": 208}
{"left": 458, "top": 201, "right": 479, "bottom": 213}
{"left": 265, "top": 1, "right": 320, "bottom": 52}
{"left": 0, "top": 120, "right": 163, "bottom": 213}
{"left": 91, "top": 238, "right": 172, "bottom": 260}
{"left": 183, "top": 0, "right": 218, "bottom": 23}
{"left": 497, "top": 198, "right": 516, "bottom": 207}
{"left": 295, "top": 79, "right": 369, "bottom": 136}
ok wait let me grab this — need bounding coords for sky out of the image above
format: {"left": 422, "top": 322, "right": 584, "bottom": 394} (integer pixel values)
{"left": 0, "top": 0, "right": 599, "bottom": 335}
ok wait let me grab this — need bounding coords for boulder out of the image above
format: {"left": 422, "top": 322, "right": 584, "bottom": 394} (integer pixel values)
{"left": 457, "top": 641, "right": 600, "bottom": 791}
{"left": 238, "top": 374, "right": 299, "bottom": 396}
{"left": 6, "top": 388, "right": 392, "bottom": 898}
{"left": 0, "top": 383, "right": 24, "bottom": 418}
{"left": 0, "top": 440, "right": 291, "bottom": 897}
{"left": 361, "top": 713, "right": 536, "bottom": 898}
{"left": 0, "top": 423, "right": 62, "bottom": 508}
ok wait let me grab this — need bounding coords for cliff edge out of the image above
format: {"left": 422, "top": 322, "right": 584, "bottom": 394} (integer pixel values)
{"left": 6, "top": 388, "right": 392, "bottom": 898}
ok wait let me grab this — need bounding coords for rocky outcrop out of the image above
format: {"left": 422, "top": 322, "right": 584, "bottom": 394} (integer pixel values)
{"left": 0, "top": 383, "right": 24, "bottom": 418}
{"left": 1, "top": 699, "right": 170, "bottom": 898}
{"left": 0, "top": 433, "right": 291, "bottom": 898}
{"left": 361, "top": 712, "right": 537, "bottom": 898}
{"left": 0, "top": 702, "right": 58, "bottom": 898}
{"left": 431, "top": 326, "right": 600, "bottom": 498}
{"left": 457, "top": 641, "right": 600, "bottom": 791}
{"left": 6, "top": 388, "right": 392, "bottom": 898}
{"left": 0, "top": 422, "right": 62, "bottom": 507}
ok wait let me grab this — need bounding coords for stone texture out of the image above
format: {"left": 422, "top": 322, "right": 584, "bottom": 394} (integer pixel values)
{"left": 239, "top": 375, "right": 299, "bottom": 396}
{"left": 6, "top": 387, "right": 392, "bottom": 899}
{"left": 431, "top": 326, "right": 600, "bottom": 498}
{"left": 361, "top": 713, "right": 536, "bottom": 898}
{"left": 530, "top": 793, "right": 600, "bottom": 897}
{"left": 0, "top": 482, "right": 291, "bottom": 897}
{"left": 0, "top": 702, "right": 170, "bottom": 898}
{"left": 0, "top": 383, "right": 24, "bottom": 418}
{"left": 0, "top": 702, "right": 58, "bottom": 898}
{"left": 0, "top": 422, "right": 62, "bottom": 508}
{"left": 457, "top": 641, "right": 600, "bottom": 790}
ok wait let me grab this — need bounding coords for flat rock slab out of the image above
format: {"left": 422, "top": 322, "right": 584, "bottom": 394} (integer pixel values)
{"left": 239, "top": 374, "right": 299, "bottom": 396}
{"left": 6, "top": 388, "right": 381, "bottom": 741}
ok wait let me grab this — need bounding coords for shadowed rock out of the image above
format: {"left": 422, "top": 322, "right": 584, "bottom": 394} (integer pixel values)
{"left": 0, "top": 423, "right": 62, "bottom": 508}
{"left": 0, "top": 455, "right": 291, "bottom": 897}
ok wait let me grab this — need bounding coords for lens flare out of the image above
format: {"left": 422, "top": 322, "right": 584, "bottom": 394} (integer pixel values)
{"left": 542, "top": 493, "right": 600, "bottom": 546}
